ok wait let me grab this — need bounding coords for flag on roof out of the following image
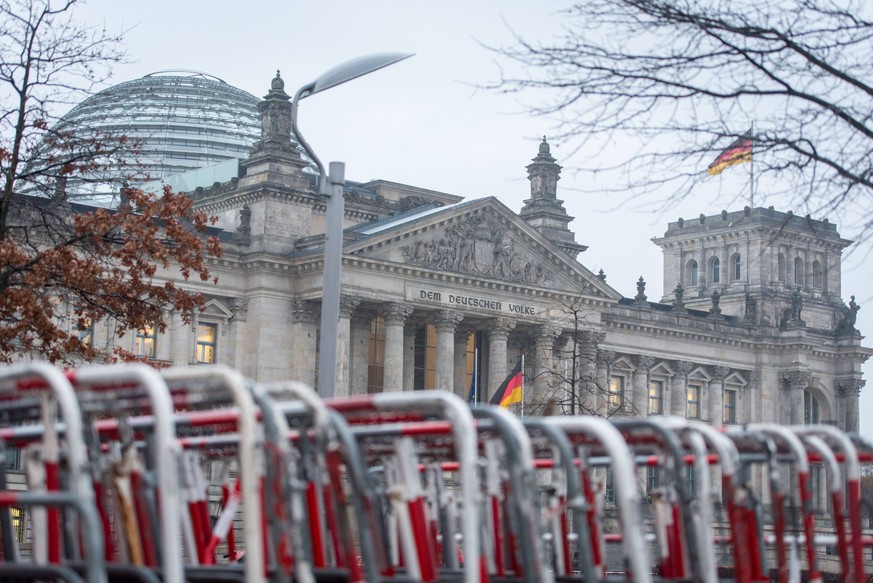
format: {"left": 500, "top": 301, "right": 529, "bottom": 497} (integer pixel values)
{"left": 489, "top": 360, "right": 523, "bottom": 409}
{"left": 707, "top": 131, "right": 752, "bottom": 175}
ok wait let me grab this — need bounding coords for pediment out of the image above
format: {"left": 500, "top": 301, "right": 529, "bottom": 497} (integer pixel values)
{"left": 347, "top": 199, "right": 620, "bottom": 300}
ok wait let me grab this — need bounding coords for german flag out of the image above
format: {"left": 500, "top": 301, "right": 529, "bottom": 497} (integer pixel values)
{"left": 707, "top": 131, "right": 752, "bottom": 175}
{"left": 489, "top": 361, "right": 523, "bottom": 409}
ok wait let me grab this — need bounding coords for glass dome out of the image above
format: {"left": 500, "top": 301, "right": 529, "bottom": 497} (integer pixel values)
{"left": 55, "top": 71, "right": 261, "bottom": 203}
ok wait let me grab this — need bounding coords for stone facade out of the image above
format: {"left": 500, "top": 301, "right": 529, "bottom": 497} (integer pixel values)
{"left": 51, "top": 74, "right": 873, "bottom": 434}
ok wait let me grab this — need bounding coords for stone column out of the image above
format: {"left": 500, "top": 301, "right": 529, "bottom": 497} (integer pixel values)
{"left": 290, "top": 300, "right": 319, "bottom": 389}
{"left": 531, "top": 326, "right": 560, "bottom": 411}
{"left": 453, "top": 326, "right": 473, "bottom": 399}
{"left": 671, "top": 361, "right": 694, "bottom": 417}
{"left": 170, "top": 309, "right": 189, "bottom": 366}
{"left": 228, "top": 299, "right": 248, "bottom": 371}
{"left": 434, "top": 310, "right": 463, "bottom": 391}
{"left": 710, "top": 366, "right": 730, "bottom": 426}
{"left": 349, "top": 312, "right": 371, "bottom": 396}
{"left": 596, "top": 350, "right": 615, "bottom": 417}
{"left": 403, "top": 325, "right": 417, "bottom": 391}
{"left": 744, "top": 371, "right": 759, "bottom": 424}
{"left": 579, "top": 331, "right": 605, "bottom": 414}
{"left": 334, "top": 295, "right": 360, "bottom": 398}
{"left": 488, "top": 319, "right": 515, "bottom": 401}
{"left": 783, "top": 371, "right": 811, "bottom": 425}
{"left": 381, "top": 302, "right": 413, "bottom": 393}
{"left": 840, "top": 379, "right": 864, "bottom": 433}
{"left": 633, "top": 356, "right": 655, "bottom": 416}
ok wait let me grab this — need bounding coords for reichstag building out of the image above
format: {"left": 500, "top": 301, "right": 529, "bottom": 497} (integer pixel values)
{"left": 55, "top": 71, "right": 870, "bottom": 434}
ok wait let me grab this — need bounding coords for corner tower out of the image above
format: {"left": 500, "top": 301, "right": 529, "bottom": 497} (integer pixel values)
{"left": 652, "top": 207, "right": 853, "bottom": 331}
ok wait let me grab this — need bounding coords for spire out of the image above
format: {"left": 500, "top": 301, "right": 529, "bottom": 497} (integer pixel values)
{"left": 519, "top": 137, "right": 587, "bottom": 257}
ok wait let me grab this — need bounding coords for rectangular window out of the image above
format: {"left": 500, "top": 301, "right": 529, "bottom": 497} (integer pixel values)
{"left": 648, "top": 380, "right": 664, "bottom": 415}
{"left": 77, "top": 318, "right": 94, "bottom": 347}
{"left": 723, "top": 389, "right": 737, "bottom": 424}
{"left": 646, "top": 466, "right": 660, "bottom": 497}
{"left": 684, "top": 465, "right": 696, "bottom": 498}
{"left": 367, "top": 317, "right": 385, "bottom": 394}
{"left": 196, "top": 322, "right": 217, "bottom": 364}
{"left": 608, "top": 375, "right": 624, "bottom": 412}
{"left": 413, "top": 324, "right": 437, "bottom": 391}
{"left": 604, "top": 467, "right": 615, "bottom": 505}
{"left": 135, "top": 325, "right": 157, "bottom": 359}
{"left": 686, "top": 384, "right": 700, "bottom": 419}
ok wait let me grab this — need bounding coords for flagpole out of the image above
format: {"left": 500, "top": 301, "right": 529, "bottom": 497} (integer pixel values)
{"left": 749, "top": 122, "right": 755, "bottom": 208}
{"left": 473, "top": 348, "right": 478, "bottom": 403}
{"left": 520, "top": 354, "right": 525, "bottom": 417}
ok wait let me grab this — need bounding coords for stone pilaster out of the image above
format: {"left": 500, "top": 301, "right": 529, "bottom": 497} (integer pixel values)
{"left": 671, "top": 361, "right": 694, "bottom": 417}
{"left": 633, "top": 356, "right": 655, "bottom": 416}
{"left": 454, "top": 326, "right": 473, "bottom": 399}
{"left": 782, "top": 370, "right": 811, "bottom": 425}
{"left": 291, "top": 299, "right": 320, "bottom": 389}
{"left": 334, "top": 295, "right": 360, "bottom": 398}
{"left": 531, "top": 326, "right": 561, "bottom": 410}
{"left": 380, "top": 303, "right": 413, "bottom": 393}
{"left": 488, "top": 319, "right": 516, "bottom": 401}
{"left": 710, "top": 366, "right": 730, "bottom": 426}
{"left": 434, "top": 310, "right": 463, "bottom": 392}
{"left": 403, "top": 325, "right": 417, "bottom": 391}
{"left": 596, "top": 350, "right": 615, "bottom": 417}
{"left": 838, "top": 379, "right": 864, "bottom": 433}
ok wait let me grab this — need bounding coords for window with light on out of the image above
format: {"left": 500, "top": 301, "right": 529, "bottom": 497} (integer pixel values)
{"left": 196, "top": 323, "right": 217, "bottom": 364}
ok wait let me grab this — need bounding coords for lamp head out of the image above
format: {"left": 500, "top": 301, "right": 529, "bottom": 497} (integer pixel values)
{"left": 308, "top": 52, "right": 414, "bottom": 96}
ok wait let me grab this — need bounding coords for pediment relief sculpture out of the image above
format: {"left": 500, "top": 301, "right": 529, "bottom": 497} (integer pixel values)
{"left": 400, "top": 214, "right": 554, "bottom": 285}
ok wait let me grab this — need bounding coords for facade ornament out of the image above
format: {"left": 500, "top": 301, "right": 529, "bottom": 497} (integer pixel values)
{"left": 489, "top": 318, "right": 516, "bottom": 341}
{"left": 835, "top": 295, "right": 860, "bottom": 335}
{"left": 230, "top": 298, "right": 248, "bottom": 322}
{"left": 291, "top": 299, "right": 319, "bottom": 324}
{"left": 782, "top": 370, "right": 811, "bottom": 391}
{"left": 338, "top": 295, "right": 361, "bottom": 319}
{"left": 380, "top": 302, "right": 413, "bottom": 324}
{"left": 783, "top": 286, "right": 805, "bottom": 328}
{"left": 237, "top": 204, "right": 251, "bottom": 242}
{"left": 747, "top": 371, "right": 759, "bottom": 389}
{"left": 597, "top": 269, "right": 607, "bottom": 282}
{"left": 708, "top": 290, "right": 722, "bottom": 318}
{"left": 597, "top": 349, "right": 615, "bottom": 366}
{"left": 634, "top": 277, "right": 647, "bottom": 305}
{"left": 400, "top": 214, "right": 554, "bottom": 285}
{"left": 744, "top": 293, "right": 758, "bottom": 324}
{"left": 711, "top": 366, "right": 730, "bottom": 380}
{"left": 672, "top": 283, "right": 686, "bottom": 311}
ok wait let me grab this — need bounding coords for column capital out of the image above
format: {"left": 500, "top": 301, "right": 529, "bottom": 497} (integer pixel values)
{"left": 673, "top": 360, "right": 694, "bottom": 377}
{"left": 434, "top": 309, "right": 464, "bottom": 332}
{"left": 231, "top": 298, "right": 248, "bottom": 322}
{"left": 635, "top": 355, "right": 655, "bottom": 370}
{"left": 579, "top": 330, "right": 607, "bottom": 346}
{"left": 291, "top": 299, "right": 320, "bottom": 324}
{"left": 381, "top": 301, "right": 413, "bottom": 324}
{"left": 597, "top": 349, "right": 615, "bottom": 365}
{"left": 489, "top": 318, "right": 516, "bottom": 337}
{"left": 782, "top": 370, "right": 811, "bottom": 390}
{"left": 534, "top": 324, "right": 562, "bottom": 345}
{"left": 747, "top": 370, "right": 759, "bottom": 389}
{"left": 338, "top": 295, "right": 360, "bottom": 318}
{"left": 711, "top": 366, "right": 731, "bottom": 381}
{"left": 838, "top": 378, "right": 865, "bottom": 397}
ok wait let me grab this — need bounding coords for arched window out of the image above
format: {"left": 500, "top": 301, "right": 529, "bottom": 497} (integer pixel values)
{"left": 777, "top": 254, "right": 786, "bottom": 282}
{"left": 688, "top": 260, "right": 698, "bottom": 286}
{"left": 812, "top": 261, "right": 822, "bottom": 288}
{"left": 794, "top": 257, "right": 804, "bottom": 285}
{"left": 732, "top": 253, "right": 741, "bottom": 280}
{"left": 711, "top": 257, "right": 720, "bottom": 283}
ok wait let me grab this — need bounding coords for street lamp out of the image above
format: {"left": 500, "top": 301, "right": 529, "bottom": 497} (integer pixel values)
{"left": 289, "top": 53, "right": 413, "bottom": 398}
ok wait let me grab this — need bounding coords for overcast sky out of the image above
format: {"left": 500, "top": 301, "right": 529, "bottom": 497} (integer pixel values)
{"left": 73, "top": 0, "right": 872, "bottom": 435}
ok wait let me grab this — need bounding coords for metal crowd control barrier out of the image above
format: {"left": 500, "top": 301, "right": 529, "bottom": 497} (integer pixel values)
{"left": 0, "top": 361, "right": 871, "bottom": 583}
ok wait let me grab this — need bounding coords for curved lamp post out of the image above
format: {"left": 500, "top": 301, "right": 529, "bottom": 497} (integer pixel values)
{"left": 290, "top": 53, "right": 413, "bottom": 398}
